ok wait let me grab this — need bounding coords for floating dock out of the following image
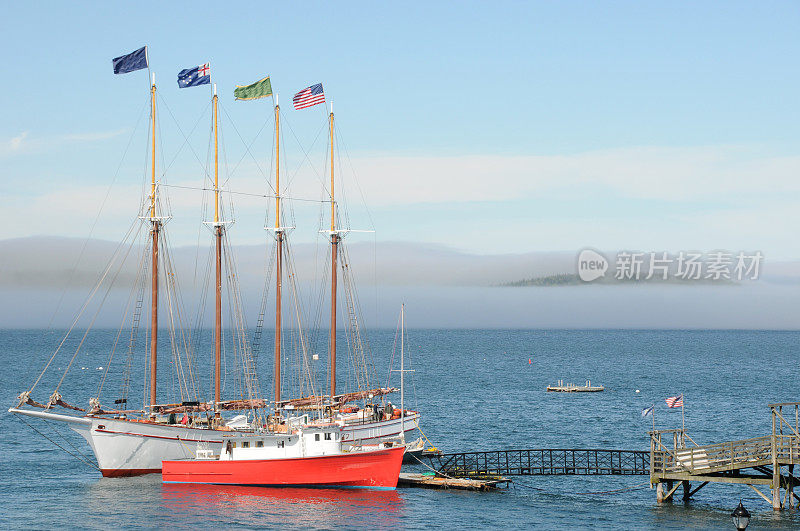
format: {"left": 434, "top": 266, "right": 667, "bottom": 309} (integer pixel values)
{"left": 398, "top": 472, "right": 510, "bottom": 491}
{"left": 546, "top": 379, "right": 604, "bottom": 392}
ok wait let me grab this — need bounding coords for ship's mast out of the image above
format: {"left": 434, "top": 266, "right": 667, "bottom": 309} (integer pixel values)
{"left": 148, "top": 74, "right": 159, "bottom": 419}
{"left": 400, "top": 303, "right": 405, "bottom": 443}
{"left": 274, "top": 95, "right": 283, "bottom": 405}
{"left": 329, "top": 106, "right": 338, "bottom": 399}
{"left": 213, "top": 84, "right": 222, "bottom": 421}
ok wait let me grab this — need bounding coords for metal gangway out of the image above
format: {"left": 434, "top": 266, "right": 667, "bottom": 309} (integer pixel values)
{"left": 423, "top": 448, "right": 649, "bottom": 477}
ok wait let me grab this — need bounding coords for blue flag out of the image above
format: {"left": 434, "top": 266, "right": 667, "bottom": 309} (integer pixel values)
{"left": 112, "top": 46, "right": 148, "bottom": 74}
{"left": 641, "top": 404, "right": 654, "bottom": 418}
{"left": 178, "top": 63, "right": 211, "bottom": 88}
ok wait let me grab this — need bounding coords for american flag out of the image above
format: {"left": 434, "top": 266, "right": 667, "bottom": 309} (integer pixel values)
{"left": 665, "top": 394, "right": 683, "bottom": 408}
{"left": 293, "top": 83, "right": 325, "bottom": 110}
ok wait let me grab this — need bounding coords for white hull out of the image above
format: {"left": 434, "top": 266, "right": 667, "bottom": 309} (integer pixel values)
{"left": 11, "top": 408, "right": 420, "bottom": 476}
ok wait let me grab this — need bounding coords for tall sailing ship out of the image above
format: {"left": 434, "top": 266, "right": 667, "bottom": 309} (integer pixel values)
{"left": 9, "top": 48, "right": 421, "bottom": 477}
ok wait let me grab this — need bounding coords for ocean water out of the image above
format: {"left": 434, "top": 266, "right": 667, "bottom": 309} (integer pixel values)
{"left": 2, "top": 328, "right": 800, "bottom": 529}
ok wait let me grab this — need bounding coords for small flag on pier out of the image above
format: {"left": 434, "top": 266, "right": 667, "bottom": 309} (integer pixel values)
{"left": 293, "top": 83, "right": 325, "bottom": 109}
{"left": 641, "top": 404, "right": 654, "bottom": 418}
{"left": 112, "top": 46, "right": 148, "bottom": 74}
{"left": 178, "top": 63, "right": 210, "bottom": 88}
{"left": 665, "top": 394, "right": 683, "bottom": 408}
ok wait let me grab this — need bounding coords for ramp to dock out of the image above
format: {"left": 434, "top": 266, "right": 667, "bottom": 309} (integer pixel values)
{"left": 423, "top": 448, "right": 649, "bottom": 477}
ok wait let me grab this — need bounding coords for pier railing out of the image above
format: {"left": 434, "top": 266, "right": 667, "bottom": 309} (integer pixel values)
{"left": 649, "top": 404, "right": 800, "bottom": 510}
{"left": 652, "top": 434, "right": 775, "bottom": 475}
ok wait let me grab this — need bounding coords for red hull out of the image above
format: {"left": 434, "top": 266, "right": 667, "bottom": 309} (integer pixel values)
{"left": 162, "top": 446, "right": 405, "bottom": 490}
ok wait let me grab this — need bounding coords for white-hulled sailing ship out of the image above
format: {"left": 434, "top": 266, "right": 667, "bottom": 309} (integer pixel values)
{"left": 9, "top": 50, "right": 422, "bottom": 477}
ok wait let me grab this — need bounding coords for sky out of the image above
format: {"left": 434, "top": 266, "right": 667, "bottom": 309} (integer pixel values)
{"left": 2, "top": 2, "right": 800, "bottom": 328}
{"left": 2, "top": 2, "right": 800, "bottom": 257}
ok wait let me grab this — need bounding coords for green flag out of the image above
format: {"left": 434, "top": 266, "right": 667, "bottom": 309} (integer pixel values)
{"left": 234, "top": 76, "right": 273, "bottom": 101}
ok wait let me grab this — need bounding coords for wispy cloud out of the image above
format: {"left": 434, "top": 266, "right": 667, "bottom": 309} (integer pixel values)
{"left": 62, "top": 129, "right": 127, "bottom": 142}
{"left": 325, "top": 145, "right": 800, "bottom": 205}
{"left": 1, "top": 128, "right": 127, "bottom": 158}
{"left": 8, "top": 131, "right": 28, "bottom": 152}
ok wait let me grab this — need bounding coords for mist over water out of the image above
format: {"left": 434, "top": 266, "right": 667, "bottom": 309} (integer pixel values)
{"left": 2, "top": 236, "right": 799, "bottom": 330}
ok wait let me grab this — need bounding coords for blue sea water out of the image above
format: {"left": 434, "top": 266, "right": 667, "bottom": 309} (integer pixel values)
{"left": 2, "top": 328, "right": 800, "bottom": 529}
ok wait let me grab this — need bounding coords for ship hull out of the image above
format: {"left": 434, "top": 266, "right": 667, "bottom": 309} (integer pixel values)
{"left": 10, "top": 408, "right": 419, "bottom": 477}
{"left": 75, "top": 416, "right": 226, "bottom": 477}
{"left": 162, "top": 446, "right": 404, "bottom": 490}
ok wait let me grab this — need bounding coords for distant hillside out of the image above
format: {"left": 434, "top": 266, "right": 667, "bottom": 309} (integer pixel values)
{"left": 502, "top": 274, "right": 580, "bottom": 286}
{"left": 502, "top": 273, "right": 739, "bottom": 287}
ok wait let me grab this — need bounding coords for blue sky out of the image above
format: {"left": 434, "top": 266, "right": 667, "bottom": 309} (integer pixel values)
{"left": 3, "top": 2, "right": 800, "bottom": 258}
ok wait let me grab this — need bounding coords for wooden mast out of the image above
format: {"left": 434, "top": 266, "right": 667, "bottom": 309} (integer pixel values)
{"left": 329, "top": 106, "right": 338, "bottom": 399}
{"left": 213, "top": 84, "right": 222, "bottom": 421}
{"left": 400, "top": 303, "right": 405, "bottom": 443}
{"left": 274, "top": 96, "right": 283, "bottom": 405}
{"left": 148, "top": 74, "right": 159, "bottom": 419}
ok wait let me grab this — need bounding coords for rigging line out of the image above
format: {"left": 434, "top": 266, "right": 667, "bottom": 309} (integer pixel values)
{"left": 121, "top": 247, "right": 148, "bottom": 404}
{"left": 41, "top": 414, "right": 99, "bottom": 467}
{"left": 219, "top": 98, "right": 272, "bottom": 184}
{"left": 335, "top": 124, "right": 377, "bottom": 232}
{"left": 156, "top": 93, "right": 212, "bottom": 180}
{"left": 219, "top": 102, "right": 273, "bottom": 192}
{"left": 284, "top": 238, "right": 318, "bottom": 399}
{"left": 27, "top": 214, "right": 144, "bottom": 397}
{"left": 385, "top": 310, "right": 401, "bottom": 390}
{"left": 46, "top": 95, "right": 150, "bottom": 331}
{"left": 14, "top": 414, "right": 100, "bottom": 471}
{"left": 161, "top": 233, "right": 188, "bottom": 401}
{"left": 158, "top": 182, "right": 328, "bottom": 204}
{"left": 165, "top": 235, "right": 201, "bottom": 402}
{"left": 95, "top": 245, "right": 148, "bottom": 399}
{"left": 280, "top": 108, "right": 328, "bottom": 190}
{"left": 54, "top": 215, "right": 144, "bottom": 395}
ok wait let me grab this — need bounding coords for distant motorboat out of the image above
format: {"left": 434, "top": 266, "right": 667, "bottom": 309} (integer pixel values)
{"left": 546, "top": 379, "right": 604, "bottom": 393}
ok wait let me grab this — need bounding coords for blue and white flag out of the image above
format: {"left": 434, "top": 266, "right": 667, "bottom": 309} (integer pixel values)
{"left": 112, "top": 46, "right": 148, "bottom": 74}
{"left": 178, "top": 63, "right": 211, "bottom": 88}
{"left": 641, "top": 404, "right": 655, "bottom": 418}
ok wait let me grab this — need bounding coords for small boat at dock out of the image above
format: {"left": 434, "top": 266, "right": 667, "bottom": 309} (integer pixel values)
{"left": 546, "top": 379, "right": 604, "bottom": 392}
{"left": 162, "top": 421, "right": 405, "bottom": 490}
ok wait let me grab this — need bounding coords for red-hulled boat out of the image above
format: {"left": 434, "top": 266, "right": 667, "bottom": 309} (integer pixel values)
{"left": 162, "top": 423, "right": 405, "bottom": 490}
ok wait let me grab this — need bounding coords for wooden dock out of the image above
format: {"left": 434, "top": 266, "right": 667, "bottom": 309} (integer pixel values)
{"left": 650, "top": 402, "right": 800, "bottom": 510}
{"left": 398, "top": 472, "right": 510, "bottom": 491}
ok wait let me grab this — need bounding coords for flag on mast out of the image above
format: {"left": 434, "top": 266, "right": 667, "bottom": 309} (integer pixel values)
{"left": 665, "top": 394, "right": 683, "bottom": 408}
{"left": 178, "top": 63, "right": 211, "bottom": 88}
{"left": 234, "top": 76, "right": 273, "bottom": 101}
{"left": 292, "top": 83, "right": 325, "bottom": 109}
{"left": 641, "top": 404, "right": 655, "bottom": 418}
{"left": 112, "top": 46, "right": 149, "bottom": 74}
